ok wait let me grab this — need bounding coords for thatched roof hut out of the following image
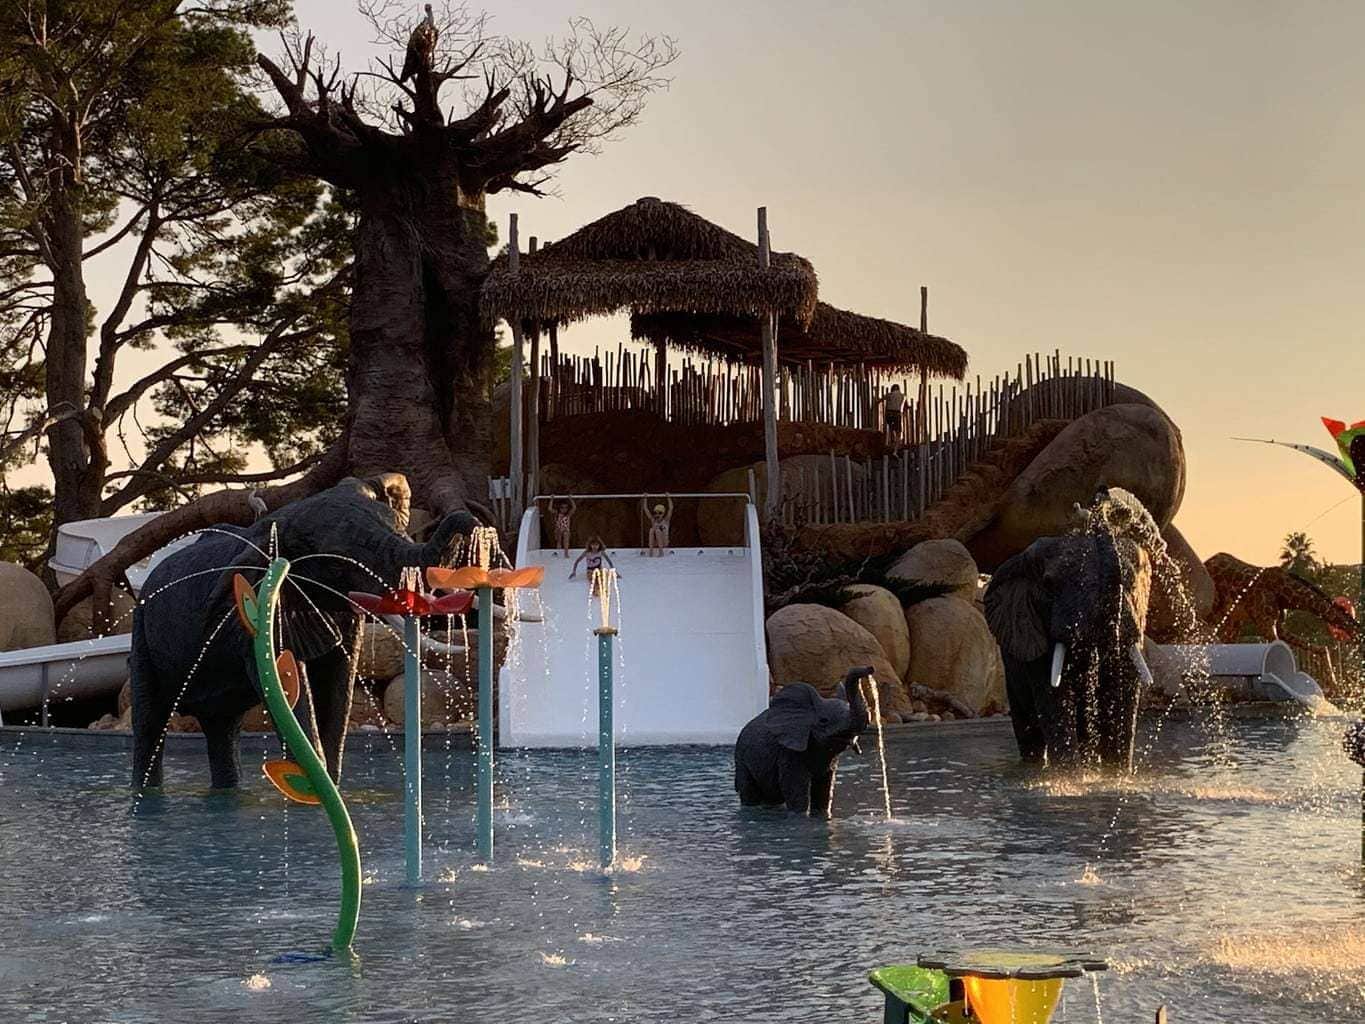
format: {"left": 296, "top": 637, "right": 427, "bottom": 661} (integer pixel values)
{"left": 481, "top": 197, "right": 819, "bottom": 327}
{"left": 630, "top": 304, "right": 968, "bottom": 379}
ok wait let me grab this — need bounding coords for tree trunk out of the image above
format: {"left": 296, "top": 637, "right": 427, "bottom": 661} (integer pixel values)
{"left": 44, "top": 188, "right": 100, "bottom": 528}
{"left": 345, "top": 175, "right": 492, "bottom": 515}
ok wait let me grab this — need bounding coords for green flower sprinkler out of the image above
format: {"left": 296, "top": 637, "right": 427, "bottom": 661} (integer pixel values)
{"left": 233, "top": 559, "right": 361, "bottom": 955}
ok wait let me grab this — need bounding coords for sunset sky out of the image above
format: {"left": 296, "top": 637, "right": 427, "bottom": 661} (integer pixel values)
{"left": 72, "top": 1, "right": 1365, "bottom": 565}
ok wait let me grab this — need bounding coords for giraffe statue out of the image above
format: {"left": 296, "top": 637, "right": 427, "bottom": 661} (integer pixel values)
{"left": 1204, "top": 552, "right": 1358, "bottom": 687}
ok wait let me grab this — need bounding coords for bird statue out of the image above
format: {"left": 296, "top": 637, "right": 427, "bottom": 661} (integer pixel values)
{"left": 400, "top": 4, "right": 438, "bottom": 83}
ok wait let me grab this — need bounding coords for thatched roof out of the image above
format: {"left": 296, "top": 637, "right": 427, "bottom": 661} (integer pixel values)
{"left": 630, "top": 303, "right": 969, "bottom": 378}
{"left": 480, "top": 197, "right": 819, "bottom": 327}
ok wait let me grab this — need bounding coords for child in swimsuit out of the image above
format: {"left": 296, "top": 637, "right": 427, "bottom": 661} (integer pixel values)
{"left": 640, "top": 494, "right": 674, "bottom": 556}
{"left": 878, "top": 383, "right": 906, "bottom": 448}
{"left": 549, "top": 496, "right": 576, "bottom": 557}
{"left": 570, "top": 535, "right": 619, "bottom": 593}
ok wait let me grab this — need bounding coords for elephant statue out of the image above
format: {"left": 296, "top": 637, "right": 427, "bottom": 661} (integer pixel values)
{"left": 130, "top": 474, "right": 475, "bottom": 791}
{"left": 983, "top": 487, "right": 1158, "bottom": 771}
{"left": 734, "top": 666, "right": 873, "bottom": 815}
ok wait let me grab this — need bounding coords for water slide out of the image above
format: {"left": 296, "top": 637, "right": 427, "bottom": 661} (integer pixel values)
{"left": 498, "top": 495, "right": 770, "bottom": 747}
{"left": 1146, "top": 640, "right": 1339, "bottom": 715}
{"left": 1, "top": 513, "right": 195, "bottom": 717}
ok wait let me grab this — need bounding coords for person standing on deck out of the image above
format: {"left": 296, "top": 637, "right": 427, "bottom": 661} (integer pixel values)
{"left": 877, "top": 383, "right": 907, "bottom": 449}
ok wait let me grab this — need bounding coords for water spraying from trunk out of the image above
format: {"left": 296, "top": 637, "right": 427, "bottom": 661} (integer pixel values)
{"left": 863, "top": 676, "right": 893, "bottom": 821}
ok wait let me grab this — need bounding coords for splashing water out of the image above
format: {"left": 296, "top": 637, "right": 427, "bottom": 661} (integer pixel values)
{"left": 538, "top": 952, "right": 570, "bottom": 967}
{"left": 1090, "top": 972, "right": 1104, "bottom": 1024}
{"left": 241, "top": 974, "right": 271, "bottom": 992}
{"left": 862, "top": 677, "right": 893, "bottom": 820}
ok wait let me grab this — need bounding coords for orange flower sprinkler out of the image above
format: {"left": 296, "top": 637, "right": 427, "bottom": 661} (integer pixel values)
{"left": 427, "top": 556, "right": 543, "bottom": 862}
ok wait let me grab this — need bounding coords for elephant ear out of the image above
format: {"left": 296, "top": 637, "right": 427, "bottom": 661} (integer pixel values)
{"left": 765, "top": 683, "right": 822, "bottom": 752}
{"left": 983, "top": 541, "right": 1052, "bottom": 662}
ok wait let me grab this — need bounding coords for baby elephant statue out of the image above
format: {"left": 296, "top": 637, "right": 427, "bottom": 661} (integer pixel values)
{"left": 734, "top": 667, "right": 873, "bottom": 816}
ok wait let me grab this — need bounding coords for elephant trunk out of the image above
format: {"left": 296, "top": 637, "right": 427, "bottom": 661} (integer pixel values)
{"left": 1049, "top": 643, "right": 1067, "bottom": 689}
{"left": 1130, "top": 643, "right": 1155, "bottom": 690}
{"left": 842, "top": 666, "right": 873, "bottom": 735}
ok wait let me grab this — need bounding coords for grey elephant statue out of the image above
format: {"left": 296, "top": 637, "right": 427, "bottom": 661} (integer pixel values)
{"left": 130, "top": 474, "right": 476, "bottom": 791}
{"left": 734, "top": 666, "right": 873, "bottom": 815}
{"left": 983, "top": 487, "right": 1159, "bottom": 771}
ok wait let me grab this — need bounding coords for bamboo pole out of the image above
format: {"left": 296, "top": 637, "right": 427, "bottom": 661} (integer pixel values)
{"left": 758, "top": 208, "right": 782, "bottom": 520}
{"left": 507, "top": 213, "right": 525, "bottom": 514}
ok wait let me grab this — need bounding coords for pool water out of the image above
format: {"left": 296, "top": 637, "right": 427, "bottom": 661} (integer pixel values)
{"left": 1, "top": 715, "right": 1362, "bottom": 1023}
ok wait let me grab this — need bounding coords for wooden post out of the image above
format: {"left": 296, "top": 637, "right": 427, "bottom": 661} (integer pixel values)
{"left": 526, "top": 238, "right": 541, "bottom": 505}
{"left": 917, "top": 286, "right": 929, "bottom": 444}
{"left": 758, "top": 208, "right": 781, "bottom": 520}
{"left": 548, "top": 322, "right": 559, "bottom": 419}
{"left": 507, "top": 214, "right": 525, "bottom": 515}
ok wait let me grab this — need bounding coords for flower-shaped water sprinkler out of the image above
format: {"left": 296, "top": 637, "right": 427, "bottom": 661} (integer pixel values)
{"left": 233, "top": 559, "right": 361, "bottom": 955}
{"left": 348, "top": 568, "right": 474, "bottom": 886}
{"left": 426, "top": 526, "right": 544, "bottom": 862}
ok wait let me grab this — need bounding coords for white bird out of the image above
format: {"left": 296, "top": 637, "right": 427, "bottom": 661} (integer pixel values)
{"left": 400, "top": 4, "right": 438, "bottom": 83}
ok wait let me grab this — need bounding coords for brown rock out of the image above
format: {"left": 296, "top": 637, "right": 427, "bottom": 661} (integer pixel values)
{"left": 968, "top": 403, "right": 1186, "bottom": 572}
{"left": 0, "top": 562, "right": 55, "bottom": 652}
{"left": 839, "top": 585, "right": 910, "bottom": 679}
{"left": 57, "top": 588, "right": 137, "bottom": 643}
{"left": 88, "top": 713, "right": 119, "bottom": 731}
{"left": 1145, "top": 522, "right": 1216, "bottom": 640}
{"left": 904, "top": 597, "right": 1006, "bottom": 714}
{"left": 349, "top": 683, "right": 392, "bottom": 729}
{"left": 889, "top": 539, "right": 979, "bottom": 601}
{"left": 117, "top": 679, "right": 132, "bottom": 716}
{"left": 167, "top": 714, "right": 201, "bottom": 733}
{"left": 243, "top": 704, "right": 272, "bottom": 732}
{"left": 765, "top": 603, "right": 909, "bottom": 718}
{"left": 382, "top": 669, "right": 473, "bottom": 727}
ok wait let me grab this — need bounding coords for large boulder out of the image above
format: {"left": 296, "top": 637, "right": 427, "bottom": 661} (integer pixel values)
{"left": 967, "top": 402, "right": 1186, "bottom": 572}
{"left": 838, "top": 585, "right": 910, "bottom": 679}
{"left": 904, "top": 597, "right": 1007, "bottom": 714}
{"left": 700, "top": 455, "right": 868, "bottom": 546}
{"left": 888, "top": 539, "right": 979, "bottom": 601}
{"left": 382, "top": 669, "right": 472, "bottom": 727}
{"left": 0, "top": 562, "right": 55, "bottom": 652}
{"left": 1145, "top": 522, "right": 1216, "bottom": 640}
{"left": 766, "top": 602, "right": 908, "bottom": 720}
{"left": 58, "top": 588, "right": 137, "bottom": 643}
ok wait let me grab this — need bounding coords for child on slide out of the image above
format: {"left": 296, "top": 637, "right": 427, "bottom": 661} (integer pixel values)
{"left": 548, "top": 495, "right": 576, "bottom": 557}
{"left": 570, "top": 535, "right": 620, "bottom": 594}
{"left": 640, "top": 494, "right": 674, "bottom": 556}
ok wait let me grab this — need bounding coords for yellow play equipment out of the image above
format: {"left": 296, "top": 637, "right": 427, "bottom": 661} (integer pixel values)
{"left": 869, "top": 948, "right": 1108, "bottom": 1024}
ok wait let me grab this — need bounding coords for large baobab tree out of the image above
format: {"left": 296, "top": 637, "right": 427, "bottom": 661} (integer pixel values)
{"left": 54, "top": 2, "right": 676, "bottom": 622}
{"left": 253, "top": 3, "right": 676, "bottom": 513}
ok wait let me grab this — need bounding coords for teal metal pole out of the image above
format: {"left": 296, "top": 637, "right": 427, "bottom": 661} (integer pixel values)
{"left": 477, "top": 585, "right": 494, "bottom": 862}
{"left": 403, "top": 613, "right": 422, "bottom": 886}
{"left": 596, "top": 627, "right": 617, "bottom": 869}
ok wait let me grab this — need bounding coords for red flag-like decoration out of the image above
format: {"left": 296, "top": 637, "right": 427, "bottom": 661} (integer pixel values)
{"left": 348, "top": 588, "right": 474, "bottom": 617}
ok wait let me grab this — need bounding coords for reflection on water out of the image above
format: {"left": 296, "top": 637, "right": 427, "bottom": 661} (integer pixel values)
{"left": 0, "top": 716, "right": 1362, "bottom": 1022}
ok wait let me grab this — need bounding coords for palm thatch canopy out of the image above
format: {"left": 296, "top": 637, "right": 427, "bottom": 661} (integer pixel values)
{"left": 630, "top": 304, "right": 968, "bottom": 379}
{"left": 480, "top": 197, "right": 819, "bottom": 327}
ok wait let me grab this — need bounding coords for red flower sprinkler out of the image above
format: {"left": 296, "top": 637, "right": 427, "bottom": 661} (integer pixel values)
{"left": 349, "top": 570, "right": 473, "bottom": 887}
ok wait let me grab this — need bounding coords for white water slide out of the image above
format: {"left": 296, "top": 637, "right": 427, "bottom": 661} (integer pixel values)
{"left": 498, "top": 495, "right": 770, "bottom": 748}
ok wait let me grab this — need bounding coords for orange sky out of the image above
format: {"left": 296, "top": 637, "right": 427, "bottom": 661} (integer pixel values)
{"left": 47, "top": 1, "right": 1365, "bottom": 565}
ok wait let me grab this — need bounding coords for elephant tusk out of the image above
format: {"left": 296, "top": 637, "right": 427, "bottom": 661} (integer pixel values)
{"left": 471, "top": 593, "right": 543, "bottom": 624}
{"left": 1130, "top": 643, "right": 1155, "bottom": 689}
{"left": 1049, "top": 643, "right": 1067, "bottom": 689}
{"left": 381, "top": 614, "right": 469, "bottom": 658}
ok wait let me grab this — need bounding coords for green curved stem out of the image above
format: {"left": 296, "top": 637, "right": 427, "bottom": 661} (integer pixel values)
{"left": 252, "top": 557, "right": 362, "bottom": 954}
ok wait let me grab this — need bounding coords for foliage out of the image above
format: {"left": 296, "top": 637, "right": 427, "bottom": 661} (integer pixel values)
{"left": 0, "top": 0, "right": 350, "bottom": 534}
{"left": 0, "top": 483, "right": 51, "bottom": 567}
{"left": 1279, "top": 531, "right": 1320, "bottom": 578}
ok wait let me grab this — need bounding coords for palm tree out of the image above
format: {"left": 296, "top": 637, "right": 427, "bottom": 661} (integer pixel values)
{"left": 1280, "top": 531, "right": 1321, "bottom": 578}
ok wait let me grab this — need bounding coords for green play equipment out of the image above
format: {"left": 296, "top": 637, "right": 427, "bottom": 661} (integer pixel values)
{"left": 869, "top": 949, "right": 1108, "bottom": 1024}
{"left": 234, "top": 559, "right": 362, "bottom": 954}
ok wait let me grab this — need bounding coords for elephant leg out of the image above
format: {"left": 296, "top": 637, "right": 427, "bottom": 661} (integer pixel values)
{"left": 130, "top": 631, "right": 170, "bottom": 790}
{"left": 1003, "top": 654, "right": 1047, "bottom": 764}
{"left": 201, "top": 713, "right": 245, "bottom": 789}
{"left": 810, "top": 767, "right": 836, "bottom": 818}
{"left": 734, "top": 757, "right": 767, "bottom": 805}
{"left": 1097, "top": 650, "right": 1139, "bottom": 772}
{"left": 777, "top": 758, "right": 812, "bottom": 814}
{"left": 305, "top": 645, "right": 354, "bottom": 784}
{"left": 1034, "top": 675, "right": 1080, "bottom": 767}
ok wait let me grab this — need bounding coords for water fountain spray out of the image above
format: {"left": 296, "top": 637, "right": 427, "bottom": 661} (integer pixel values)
{"left": 427, "top": 526, "right": 543, "bottom": 863}
{"left": 349, "top": 572, "right": 473, "bottom": 887}
{"left": 233, "top": 559, "right": 361, "bottom": 954}
{"left": 591, "top": 567, "right": 619, "bottom": 869}
{"left": 1345, "top": 720, "right": 1365, "bottom": 862}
